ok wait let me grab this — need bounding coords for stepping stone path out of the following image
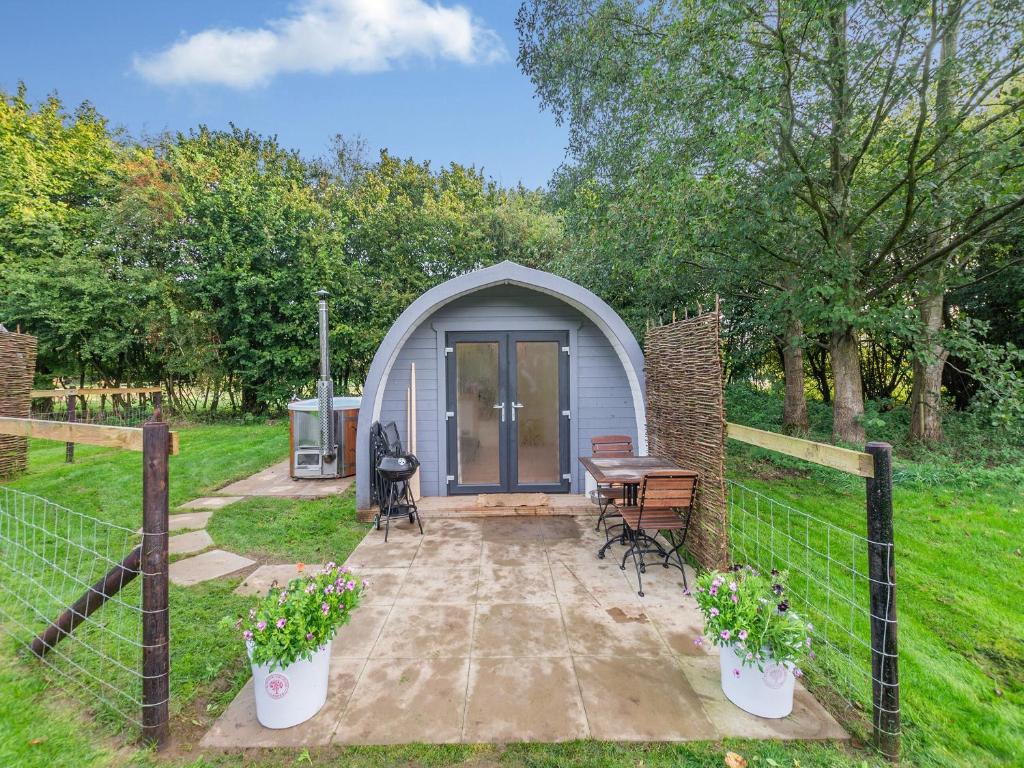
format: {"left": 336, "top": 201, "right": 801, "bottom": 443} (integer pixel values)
{"left": 170, "top": 550, "right": 256, "bottom": 587}
{"left": 165, "top": 495, "right": 253, "bottom": 586}
{"left": 169, "top": 529, "right": 214, "bottom": 556}
{"left": 179, "top": 496, "right": 244, "bottom": 510}
{"left": 234, "top": 564, "right": 323, "bottom": 596}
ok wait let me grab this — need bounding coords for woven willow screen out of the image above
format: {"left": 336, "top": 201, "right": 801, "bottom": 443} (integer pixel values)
{"left": 644, "top": 308, "right": 728, "bottom": 569}
{"left": 0, "top": 329, "right": 37, "bottom": 479}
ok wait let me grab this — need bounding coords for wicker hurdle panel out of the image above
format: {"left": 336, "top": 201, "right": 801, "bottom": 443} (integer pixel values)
{"left": 0, "top": 330, "right": 38, "bottom": 479}
{"left": 644, "top": 308, "right": 728, "bottom": 569}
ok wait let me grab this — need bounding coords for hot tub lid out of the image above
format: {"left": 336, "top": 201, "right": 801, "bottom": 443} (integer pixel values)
{"left": 288, "top": 396, "right": 362, "bottom": 412}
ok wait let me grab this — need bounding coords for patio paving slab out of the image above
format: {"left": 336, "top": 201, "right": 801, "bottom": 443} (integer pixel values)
{"left": 179, "top": 496, "right": 243, "bottom": 511}
{"left": 395, "top": 566, "right": 479, "bottom": 604}
{"left": 217, "top": 460, "right": 353, "bottom": 499}
{"left": 574, "top": 655, "right": 717, "bottom": 741}
{"left": 332, "top": 605, "right": 392, "bottom": 659}
{"left": 477, "top": 563, "right": 557, "bottom": 603}
{"left": 169, "top": 549, "right": 255, "bottom": 586}
{"left": 357, "top": 567, "right": 409, "bottom": 605}
{"left": 200, "top": 665, "right": 360, "bottom": 748}
{"left": 463, "top": 657, "right": 588, "bottom": 742}
{"left": 410, "top": 537, "right": 482, "bottom": 568}
{"left": 234, "top": 564, "right": 319, "bottom": 596}
{"left": 681, "top": 655, "right": 849, "bottom": 741}
{"left": 332, "top": 657, "right": 469, "bottom": 745}
{"left": 559, "top": 601, "right": 672, "bottom": 658}
{"left": 371, "top": 603, "right": 474, "bottom": 659}
{"left": 204, "top": 514, "right": 848, "bottom": 748}
{"left": 168, "top": 529, "right": 214, "bottom": 556}
{"left": 471, "top": 602, "right": 570, "bottom": 658}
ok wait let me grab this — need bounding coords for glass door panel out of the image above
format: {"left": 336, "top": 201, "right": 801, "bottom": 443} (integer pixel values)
{"left": 455, "top": 341, "right": 502, "bottom": 486}
{"left": 513, "top": 341, "right": 561, "bottom": 485}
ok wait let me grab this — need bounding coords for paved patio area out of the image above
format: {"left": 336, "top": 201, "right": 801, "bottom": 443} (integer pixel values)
{"left": 202, "top": 516, "right": 847, "bottom": 748}
{"left": 216, "top": 459, "right": 353, "bottom": 498}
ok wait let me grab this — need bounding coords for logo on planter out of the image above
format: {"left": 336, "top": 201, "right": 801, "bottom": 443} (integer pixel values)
{"left": 762, "top": 662, "right": 788, "bottom": 689}
{"left": 265, "top": 673, "right": 290, "bottom": 700}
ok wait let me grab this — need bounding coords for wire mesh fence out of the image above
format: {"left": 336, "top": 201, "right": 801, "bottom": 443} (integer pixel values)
{"left": 0, "top": 485, "right": 150, "bottom": 735}
{"left": 30, "top": 401, "right": 157, "bottom": 428}
{"left": 726, "top": 479, "right": 896, "bottom": 745}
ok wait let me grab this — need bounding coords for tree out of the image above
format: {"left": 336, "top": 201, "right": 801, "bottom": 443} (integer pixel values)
{"left": 518, "top": 0, "right": 1024, "bottom": 442}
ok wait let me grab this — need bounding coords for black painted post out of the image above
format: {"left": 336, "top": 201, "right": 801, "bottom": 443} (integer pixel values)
{"left": 141, "top": 417, "right": 169, "bottom": 747}
{"left": 866, "top": 442, "right": 899, "bottom": 761}
{"left": 65, "top": 393, "right": 76, "bottom": 463}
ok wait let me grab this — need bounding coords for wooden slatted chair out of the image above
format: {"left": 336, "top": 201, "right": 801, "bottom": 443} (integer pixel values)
{"left": 589, "top": 435, "right": 634, "bottom": 533}
{"left": 614, "top": 471, "right": 699, "bottom": 597}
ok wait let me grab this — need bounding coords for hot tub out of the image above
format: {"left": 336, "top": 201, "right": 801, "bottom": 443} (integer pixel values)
{"left": 288, "top": 396, "right": 362, "bottom": 479}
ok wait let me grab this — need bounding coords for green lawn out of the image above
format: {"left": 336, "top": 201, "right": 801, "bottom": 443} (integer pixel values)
{"left": 1, "top": 414, "right": 1020, "bottom": 767}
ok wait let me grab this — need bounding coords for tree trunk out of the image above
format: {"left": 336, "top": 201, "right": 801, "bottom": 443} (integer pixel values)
{"left": 909, "top": 292, "right": 948, "bottom": 441}
{"left": 781, "top": 319, "right": 809, "bottom": 433}
{"left": 830, "top": 327, "right": 866, "bottom": 443}
{"left": 908, "top": 5, "right": 959, "bottom": 443}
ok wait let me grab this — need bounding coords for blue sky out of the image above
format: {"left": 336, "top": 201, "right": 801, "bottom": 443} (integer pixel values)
{"left": 0, "top": 0, "right": 568, "bottom": 189}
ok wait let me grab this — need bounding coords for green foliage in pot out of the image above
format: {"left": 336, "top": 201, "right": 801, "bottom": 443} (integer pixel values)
{"left": 692, "top": 566, "right": 812, "bottom": 674}
{"left": 227, "top": 562, "right": 364, "bottom": 671}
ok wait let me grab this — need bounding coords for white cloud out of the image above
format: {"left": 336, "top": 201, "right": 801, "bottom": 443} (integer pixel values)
{"left": 133, "top": 0, "right": 508, "bottom": 88}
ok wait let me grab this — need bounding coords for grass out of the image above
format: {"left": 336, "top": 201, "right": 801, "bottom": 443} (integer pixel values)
{"left": 2, "top": 397, "right": 1020, "bottom": 767}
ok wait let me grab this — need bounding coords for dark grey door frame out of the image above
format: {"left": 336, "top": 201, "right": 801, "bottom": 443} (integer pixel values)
{"left": 508, "top": 331, "right": 571, "bottom": 494}
{"left": 445, "top": 330, "right": 570, "bottom": 495}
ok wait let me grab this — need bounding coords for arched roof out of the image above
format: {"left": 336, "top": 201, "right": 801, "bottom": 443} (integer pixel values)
{"left": 356, "top": 260, "right": 647, "bottom": 507}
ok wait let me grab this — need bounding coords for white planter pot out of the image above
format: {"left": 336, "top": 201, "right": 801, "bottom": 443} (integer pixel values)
{"left": 248, "top": 640, "right": 331, "bottom": 729}
{"left": 719, "top": 644, "right": 795, "bottom": 718}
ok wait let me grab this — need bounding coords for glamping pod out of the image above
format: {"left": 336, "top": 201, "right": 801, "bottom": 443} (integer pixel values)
{"left": 355, "top": 261, "right": 646, "bottom": 511}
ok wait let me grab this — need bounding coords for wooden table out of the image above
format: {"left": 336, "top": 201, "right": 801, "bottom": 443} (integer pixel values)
{"left": 579, "top": 456, "right": 690, "bottom": 505}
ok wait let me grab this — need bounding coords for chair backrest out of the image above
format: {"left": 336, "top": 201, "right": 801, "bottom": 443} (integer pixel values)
{"left": 382, "top": 421, "right": 403, "bottom": 456}
{"left": 638, "top": 471, "right": 699, "bottom": 516}
{"left": 591, "top": 434, "right": 634, "bottom": 458}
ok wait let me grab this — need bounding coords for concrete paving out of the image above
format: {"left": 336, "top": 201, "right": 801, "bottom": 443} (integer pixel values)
{"left": 179, "top": 496, "right": 244, "bottom": 511}
{"left": 217, "top": 460, "right": 353, "bottom": 498}
{"left": 202, "top": 516, "right": 848, "bottom": 748}
{"left": 169, "top": 549, "right": 255, "bottom": 587}
{"left": 168, "top": 529, "right": 214, "bottom": 556}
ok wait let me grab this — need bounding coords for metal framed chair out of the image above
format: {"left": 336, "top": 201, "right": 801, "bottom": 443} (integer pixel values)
{"left": 614, "top": 471, "right": 699, "bottom": 597}
{"left": 589, "top": 435, "right": 634, "bottom": 533}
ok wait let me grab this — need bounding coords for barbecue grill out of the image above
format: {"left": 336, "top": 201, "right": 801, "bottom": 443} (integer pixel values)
{"left": 370, "top": 421, "right": 423, "bottom": 541}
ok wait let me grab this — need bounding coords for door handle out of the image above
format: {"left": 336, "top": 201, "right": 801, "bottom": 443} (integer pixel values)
{"left": 493, "top": 402, "right": 505, "bottom": 422}
{"left": 511, "top": 402, "right": 524, "bottom": 422}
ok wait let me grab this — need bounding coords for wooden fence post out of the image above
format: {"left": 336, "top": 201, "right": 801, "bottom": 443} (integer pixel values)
{"left": 65, "top": 393, "right": 76, "bottom": 463}
{"left": 141, "top": 418, "right": 169, "bottom": 747}
{"left": 865, "top": 442, "right": 899, "bottom": 761}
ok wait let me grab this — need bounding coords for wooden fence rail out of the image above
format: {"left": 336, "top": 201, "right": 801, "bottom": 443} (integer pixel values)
{"left": 726, "top": 422, "right": 874, "bottom": 478}
{"left": 0, "top": 417, "right": 179, "bottom": 455}
{"left": 30, "top": 387, "right": 163, "bottom": 398}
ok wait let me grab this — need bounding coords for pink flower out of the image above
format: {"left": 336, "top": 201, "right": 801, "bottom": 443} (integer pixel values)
{"left": 746, "top": 652, "right": 753, "bottom": 661}
{"left": 728, "top": 581, "right": 737, "bottom": 592}
{"left": 326, "top": 561, "right": 337, "bottom": 570}
{"left": 306, "top": 632, "right": 314, "bottom": 641}
{"left": 276, "top": 618, "right": 286, "bottom": 629}
{"left": 732, "top": 668, "right": 741, "bottom": 679}
{"left": 243, "top": 630, "right": 253, "bottom": 641}
{"left": 738, "top": 629, "right": 748, "bottom": 641}
{"left": 694, "top": 636, "right": 704, "bottom": 647}
{"left": 256, "top": 621, "right": 266, "bottom": 631}
{"left": 720, "top": 630, "right": 731, "bottom": 641}
{"left": 346, "top": 580, "right": 356, "bottom": 591}
{"left": 709, "top": 607, "right": 720, "bottom": 617}
{"left": 362, "top": 579, "right": 369, "bottom": 588}
{"left": 793, "top": 668, "right": 803, "bottom": 678}
{"left": 730, "top": 593, "right": 738, "bottom": 604}
{"left": 324, "top": 583, "right": 335, "bottom": 594}
{"left": 805, "top": 637, "right": 812, "bottom": 647}
{"left": 305, "top": 583, "right": 316, "bottom": 594}
{"left": 321, "top": 602, "right": 330, "bottom": 615}
{"left": 709, "top": 586, "right": 718, "bottom": 596}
